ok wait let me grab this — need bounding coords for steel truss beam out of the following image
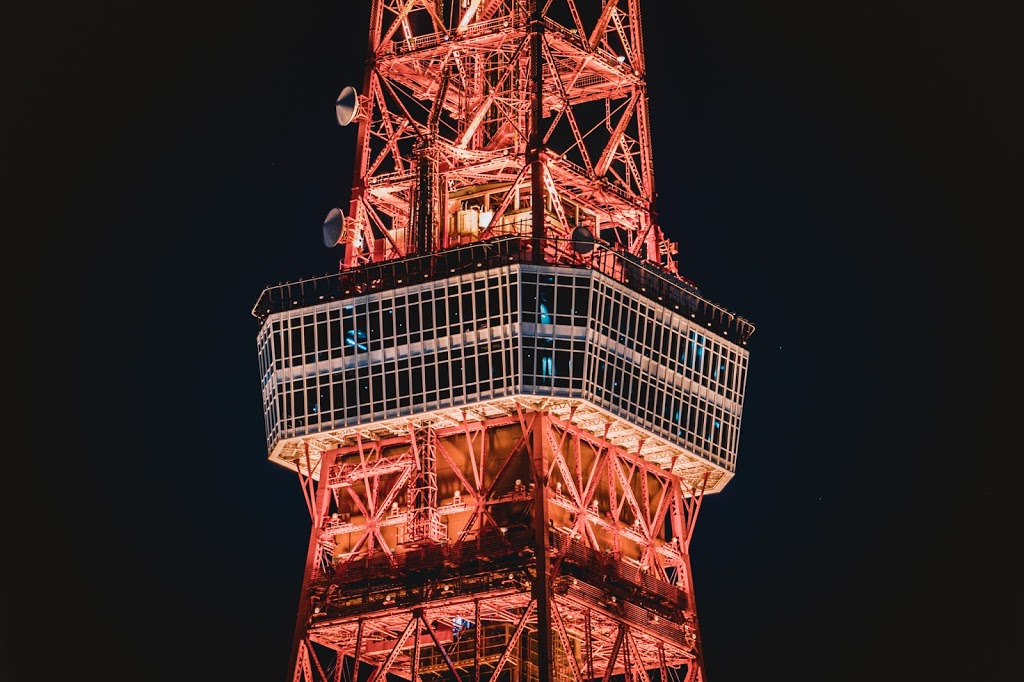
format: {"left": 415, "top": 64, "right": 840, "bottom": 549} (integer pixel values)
{"left": 286, "top": 409, "right": 706, "bottom": 681}
{"left": 338, "top": 0, "right": 679, "bottom": 274}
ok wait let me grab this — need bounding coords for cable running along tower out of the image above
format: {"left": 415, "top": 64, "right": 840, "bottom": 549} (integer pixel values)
{"left": 253, "top": 1, "right": 754, "bottom": 680}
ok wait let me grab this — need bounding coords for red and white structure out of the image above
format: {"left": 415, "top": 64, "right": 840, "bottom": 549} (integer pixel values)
{"left": 253, "top": 1, "right": 754, "bottom": 680}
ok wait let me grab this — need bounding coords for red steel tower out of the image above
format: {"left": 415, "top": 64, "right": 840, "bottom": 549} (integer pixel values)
{"left": 253, "top": 1, "right": 754, "bottom": 680}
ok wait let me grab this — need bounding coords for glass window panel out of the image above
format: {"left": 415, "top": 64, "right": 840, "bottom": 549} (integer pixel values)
{"left": 488, "top": 287, "right": 500, "bottom": 318}
{"left": 555, "top": 285, "right": 573, "bottom": 316}
{"left": 333, "top": 380, "right": 345, "bottom": 413}
{"left": 572, "top": 285, "right": 589, "bottom": 318}
{"left": 571, "top": 350, "right": 584, "bottom": 379}
{"left": 451, "top": 357, "right": 463, "bottom": 386}
{"left": 424, "top": 361, "right": 437, "bottom": 391}
{"left": 358, "top": 372, "right": 370, "bottom": 406}
{"left": 554, "top": 349, "right": 570, "bottom": 378}
{"left": 523, "top": 282, "right": 537, "bottom": 323}
{"left": 273, "top": 332, "right": 284, "bottom": 370}
{"left": 473, "top": 290, "right": 485, "bottom": 326}
{"left": 433, "top": 298, "right": 446, "bottom": 328}
{"left": 538, "top": 285, "right": 554, "bottom": 324}
{"left": 523, "top": 346, "right": 535, "bottom": 385}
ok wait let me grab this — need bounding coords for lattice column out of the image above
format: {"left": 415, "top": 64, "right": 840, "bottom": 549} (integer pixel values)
{"left": 407, "top": 424, "right": 445, "bottom": 544}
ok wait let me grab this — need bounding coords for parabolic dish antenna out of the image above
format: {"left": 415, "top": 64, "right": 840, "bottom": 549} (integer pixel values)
{"left": 323, "top": 208, "right": 346, "bottom": 248}
{"left": 336, "top": 86, "right": 359, "bottom": 126}
{"left": 571, "top": 225, "right": 595, "bottom": 253}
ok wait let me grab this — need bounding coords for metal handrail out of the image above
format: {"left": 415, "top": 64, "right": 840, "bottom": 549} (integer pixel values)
{"left": 252, "top": 236, "right": 754, "bottom": 342}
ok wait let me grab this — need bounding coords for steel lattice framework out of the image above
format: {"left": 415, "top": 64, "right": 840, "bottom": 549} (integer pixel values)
{"left": 337, "top": 0, "right": 678, "bottom": 274}
{"left": 288, "top": 407, "right": 711, "bottom": 682}
{"left": 255, "top": 1, "right": 755, "bottom": 681}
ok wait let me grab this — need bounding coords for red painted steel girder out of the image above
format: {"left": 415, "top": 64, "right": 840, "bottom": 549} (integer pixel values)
{"left": 336, "top": 0, "right": 680, "bottom": 276}
{"left": 287, "top": 409, "right": 709, "bottom": 681}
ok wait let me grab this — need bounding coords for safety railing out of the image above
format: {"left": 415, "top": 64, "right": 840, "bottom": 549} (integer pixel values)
{"left": 253, "top": 235, "right": 754, "bottom": 342}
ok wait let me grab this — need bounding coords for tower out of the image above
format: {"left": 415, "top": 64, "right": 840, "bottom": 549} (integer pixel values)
{"left": 253, "top": 1, "right": 754, "bottom": 680}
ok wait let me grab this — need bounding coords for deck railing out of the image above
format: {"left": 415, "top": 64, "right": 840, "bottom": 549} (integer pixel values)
{"left": 253, "top": 236, "right": 754, "bottom": 342}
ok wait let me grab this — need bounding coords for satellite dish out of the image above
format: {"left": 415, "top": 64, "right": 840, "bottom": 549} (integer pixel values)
{"left": 323, "top": 208, "right": 346, "bottom": 247}
{"left": 571, "top": 224, "right": 595, "bottom": 253}
{"left": 336, "top": 86, "right": 359, "bottom": 126}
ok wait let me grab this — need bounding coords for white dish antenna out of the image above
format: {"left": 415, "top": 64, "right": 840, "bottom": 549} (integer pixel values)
{"left": 336, "top": 86, "right": 359, "bottom": 126}
{"left": 323, "top": 208, "right": 346, "bottom": 247}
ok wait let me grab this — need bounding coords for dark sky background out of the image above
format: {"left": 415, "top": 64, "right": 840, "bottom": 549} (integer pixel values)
{"left": 3, "top": 1, "right": 1021, "bottom": 681}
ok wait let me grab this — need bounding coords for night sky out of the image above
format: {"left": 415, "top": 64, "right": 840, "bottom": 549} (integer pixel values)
{"left": 4, "top": 1, "right": 1021, "bottom": 681}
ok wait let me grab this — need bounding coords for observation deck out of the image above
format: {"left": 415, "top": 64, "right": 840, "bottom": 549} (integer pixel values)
{"left": 254, "top": 236, "right": 753, "bottom": 494}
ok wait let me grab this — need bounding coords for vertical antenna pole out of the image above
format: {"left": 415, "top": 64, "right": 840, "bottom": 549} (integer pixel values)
{"left": 529, "top": 0, "right": 545, "bottom": 264}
